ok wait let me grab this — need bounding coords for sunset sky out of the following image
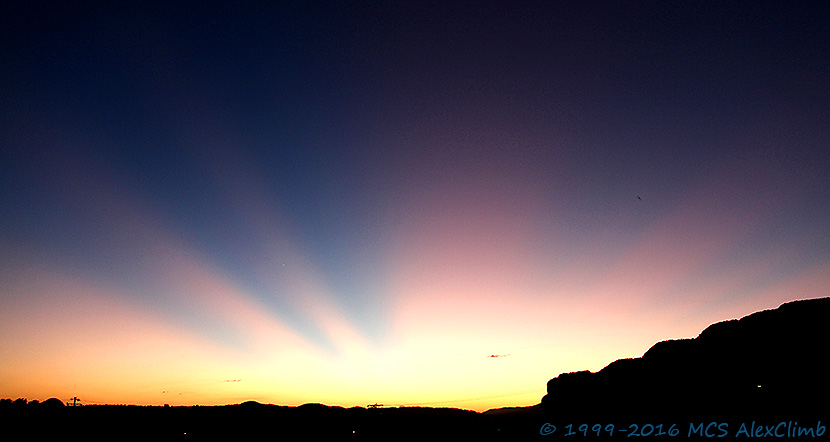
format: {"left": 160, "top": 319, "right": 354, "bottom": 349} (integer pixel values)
{"left": 1, "top": 1, "right": 828, "bottom": 411}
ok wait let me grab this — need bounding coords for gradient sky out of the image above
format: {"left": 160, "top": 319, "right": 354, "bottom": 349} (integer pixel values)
{"left": 1, "top": 1, "right": 828, "bottom": 411}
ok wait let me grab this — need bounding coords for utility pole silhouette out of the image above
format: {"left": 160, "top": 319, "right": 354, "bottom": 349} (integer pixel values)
{"left": 69, "top": 397, "right": 81, "bottom": 406}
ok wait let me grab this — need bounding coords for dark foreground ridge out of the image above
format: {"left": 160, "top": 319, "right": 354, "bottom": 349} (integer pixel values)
{"left": 2, "top": 298, "right": 827, "bottom": 441}
{"left": 537, "top": 297, "right": 829, "bottom": 438}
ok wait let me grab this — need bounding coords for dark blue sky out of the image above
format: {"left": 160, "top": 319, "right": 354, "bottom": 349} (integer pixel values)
{"left": 1, "top": 1, "right": 828, "bottom": 408}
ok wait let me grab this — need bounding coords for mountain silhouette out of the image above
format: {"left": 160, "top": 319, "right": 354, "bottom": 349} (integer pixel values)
{"left": 540, "top": 297, "right": 829, "bottom": 422}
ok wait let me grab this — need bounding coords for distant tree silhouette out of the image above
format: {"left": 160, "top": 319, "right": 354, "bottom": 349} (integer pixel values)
{"left": 12, "top": 398, "right": 27, "bottom": 407}
{"left": 42, "top": 398, "right": 64, "bottom": 408}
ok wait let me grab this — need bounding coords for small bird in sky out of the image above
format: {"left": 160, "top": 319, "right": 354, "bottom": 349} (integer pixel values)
{"left": 637, "top": 195, "right": 642, "bottom": 201}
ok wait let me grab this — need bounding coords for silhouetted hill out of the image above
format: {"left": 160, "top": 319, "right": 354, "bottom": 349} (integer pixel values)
{"left": 541, "top": 297, "right": 829, "bottom": 423}
{"left": 0, "top": 402, "right": 499, "bottom": 441}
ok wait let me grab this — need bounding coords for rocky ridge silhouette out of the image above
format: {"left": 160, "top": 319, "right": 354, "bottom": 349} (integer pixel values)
{"left": 540, "top": 297, "right": 829, "bottom": 421}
